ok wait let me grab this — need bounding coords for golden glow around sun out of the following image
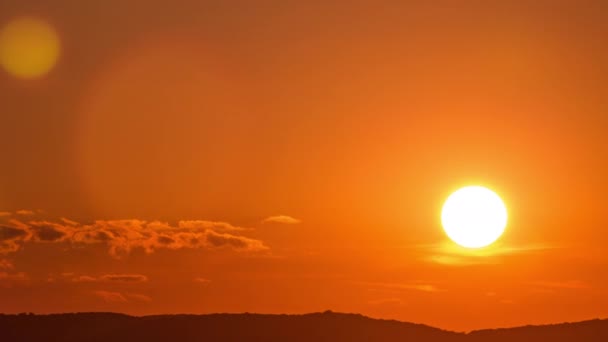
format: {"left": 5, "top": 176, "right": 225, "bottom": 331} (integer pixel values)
{"left": 0, "top": 17, "right": 60, "bottom": 79}
{"left": 441, "top": 186, "right": 508, "bottom": 249}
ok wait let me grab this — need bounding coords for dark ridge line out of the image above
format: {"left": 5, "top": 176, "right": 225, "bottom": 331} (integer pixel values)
{"left": 1, "top": 310, "right": 606, "bottom": 334}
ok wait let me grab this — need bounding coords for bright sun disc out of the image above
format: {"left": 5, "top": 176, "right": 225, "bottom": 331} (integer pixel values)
{"left": 441, "top": 186, "right": 508, "bottom": 248}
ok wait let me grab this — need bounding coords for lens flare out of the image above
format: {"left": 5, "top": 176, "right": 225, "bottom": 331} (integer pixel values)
{"left": 0, "top": 17, "right": 60, "bottom": 79}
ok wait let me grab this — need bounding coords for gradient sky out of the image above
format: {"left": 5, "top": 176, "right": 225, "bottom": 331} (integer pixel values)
{"left": 1, "top": 0, "right": 607, "bottom": 331}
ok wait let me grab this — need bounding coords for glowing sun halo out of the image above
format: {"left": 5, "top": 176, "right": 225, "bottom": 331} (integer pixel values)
{"left": 0, "top": 17, "right": 60, "bottom": 79}
{"left": 441, "top": 186, "right": 508, "bottom": 249}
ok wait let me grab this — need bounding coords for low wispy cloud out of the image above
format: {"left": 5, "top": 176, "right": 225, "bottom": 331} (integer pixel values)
{"left": 70, "top": 274, "right": 148, "bottom": 283}
{"left": 0, "top": 272, "right": 27, "bottom": 281}
{"left": 418, "top": 241, "right": 557, "bottom": 266}
{"left": 0, "top": 259, "right": 13, "bottom": 270}
{"left": 178, "top": 220, "right": 248, "bottom": 232}
{"left": 0, "top": 212, "right": 268, "bottom": 257}
{"left": 0, "top": 225, "right": 28, "bottom": 254}
{"left": 101, "top": 274, "right": 148, "bottom": 282}
{"left": 72, "top": 275, "right": 98, "bottom": 283}
{"left": 126, "top": 293, "right": 152, "bottom": 302}
{"left": 262, "top": 215, "right": 301, "bottom": 225}
{"left": 16, "top": 210, "right": 35, "bottom": 216}
{"left": 0, "top": 271, "right": 28, "bottom": 287}
{"left": 93, "top": 290, "right": 151, "bottom": 303}
{"left": 60, "top": 218, "right": 79, "bottom": 226}
{"left": 93, "top": 290, "right": 127, "bottom": 303}
{"left": 360, "top": 281, "right": 444, "bottom": 293}
{"left": 194, "top": 277, "right": 211, "bottom": 284}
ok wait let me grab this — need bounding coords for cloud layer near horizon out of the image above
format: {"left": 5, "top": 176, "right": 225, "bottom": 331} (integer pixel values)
{"left": 0, "top": 213, "right": 268, "bottom": 257}
{"left": 70, "top": 274, "right": 149, "bottom": 283}
{"left": 262, "top": 215, "right": 301, "bottom": 225}
{"left": 93, "top": 290, "right": 152, "bottom": 303}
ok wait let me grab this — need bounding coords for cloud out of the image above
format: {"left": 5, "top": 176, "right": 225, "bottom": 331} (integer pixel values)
{"left": 400, "top": 284, "right": 442, "bottom": 292}
{"left": 428, "top": 254, "right": 500, "bottom": 266}
{"left": 0, "top": 259, "right": 13, "bottom": 270}
{"left": 0, "top": 213, "right": 268, "bottom": 257}
{"left": 28, "top": 221, "right": 69, "bottom": 242}
{"left": 0, "top": 272, "right": 27, "bottom": 280}
{"left": 178, "top": 220, "right": 247, "bottom": 232}
{"left": 194, "top": 277, "right": 211, "bottom": 284}
{"left": 360, "top": 281, "right": 444, "bottom": 293}
{"left": 0, "top": 212, "right": 11, "bottom": 217}
{"left": 69, "top": 274, "right": 148, "bottom": 283}
{"left": 0, "top": 225, "right": 29, "bottom": 254}
{"left": 93, "top": 290, "right": 151, "bottom": 303}
{"left": 0, "top": 225, "right": 28, "bottom": 240}
{"left": 262, "top": 215, "right": 301, "bottom": 225}
{"left": 100, "top": 274, "right": 148, "bottom": 283}
{"left": 0, "top": 271, "right": 28, "bottom": 287}
{"left": 72, "top": 275, "right": 98, "bottom": 282}
{"left": 126, "top": 293, "right": 152, "bottom": 302}
{"left": 418, "top": 241, "right": 557, "bottom": 266}
{"left": 60, "top": 218, "right": 79, "bottom": 226}
{"left": 386, "top": 283, "right": 442, "bottom": 293}
{"left": 94, "top": 290, "right": 127, "bottom": 303}
{"left": 205, "top": 230, "right": 266, "bottom": 250}
{"left": 16, "top": 210, "right": 35, "bottom": 216}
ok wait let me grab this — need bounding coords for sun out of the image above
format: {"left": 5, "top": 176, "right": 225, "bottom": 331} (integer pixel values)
{"left": 441, "top": 186, "right": 508, "bottom": 248}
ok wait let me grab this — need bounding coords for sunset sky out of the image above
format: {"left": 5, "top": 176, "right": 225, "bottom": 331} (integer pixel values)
{"left": 1, "top": 0, "right": 607, "bottom": 331}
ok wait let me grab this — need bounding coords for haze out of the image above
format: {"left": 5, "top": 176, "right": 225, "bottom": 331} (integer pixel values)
{"left": 0, "top": 0, "right": 607, "bottom": 332}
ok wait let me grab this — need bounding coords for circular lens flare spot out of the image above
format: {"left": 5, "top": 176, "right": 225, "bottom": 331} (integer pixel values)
{"left": 0, "top": 17, "right": 60, "bottom": 79}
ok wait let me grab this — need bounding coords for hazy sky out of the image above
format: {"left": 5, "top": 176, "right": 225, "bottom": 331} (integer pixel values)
{"left": 1, "top": 0, "right": 607, "bottom": 331}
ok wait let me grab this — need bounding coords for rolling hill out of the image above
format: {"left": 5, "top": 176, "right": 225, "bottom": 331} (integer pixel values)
{"left": 0, "top": 311, "right": 606, "bottom": 341}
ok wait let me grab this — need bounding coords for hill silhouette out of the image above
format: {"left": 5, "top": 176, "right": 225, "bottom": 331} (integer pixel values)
{"left": 0, "top": 311, "right": 606, "bottom": 341}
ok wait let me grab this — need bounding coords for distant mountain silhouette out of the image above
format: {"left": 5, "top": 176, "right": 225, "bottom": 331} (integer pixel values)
{"left": 467, "top": 319, "right": 608, "bottom": 342}
{"left": 0, "top": 311, "right": 607, "bottom": 341}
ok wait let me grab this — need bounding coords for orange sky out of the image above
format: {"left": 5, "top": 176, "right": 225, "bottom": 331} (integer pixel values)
{"left": 0, "top": 0, "right": 607, "bottom": 331}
